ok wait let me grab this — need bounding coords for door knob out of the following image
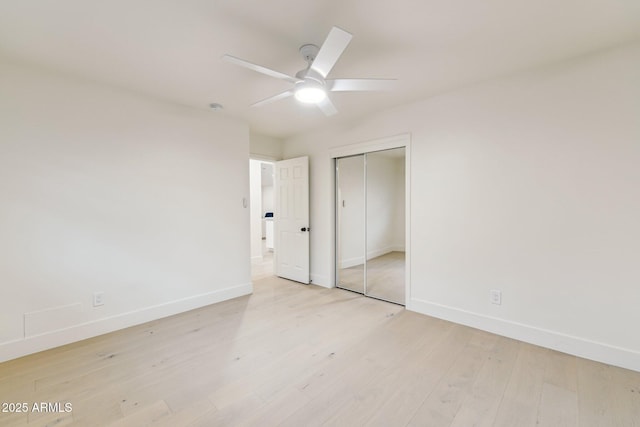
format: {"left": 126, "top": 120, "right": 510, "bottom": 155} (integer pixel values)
{"left": 300, "top": 227, "right": 309, "bottom": 232}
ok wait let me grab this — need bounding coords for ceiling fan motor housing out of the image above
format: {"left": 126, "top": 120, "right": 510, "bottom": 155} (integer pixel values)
{"left": 299, "top": 44, "right": 320, "bottom": 64}
{"left": 296, "top": 44, "right": 321, "bottom": 80}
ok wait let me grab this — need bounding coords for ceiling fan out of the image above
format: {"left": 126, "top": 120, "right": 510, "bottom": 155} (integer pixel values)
{"left": 222, "top": 26, "right": 396, "bottom": 116}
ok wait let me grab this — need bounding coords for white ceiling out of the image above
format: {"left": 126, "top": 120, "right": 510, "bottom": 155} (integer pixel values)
{"left": 1, "top": 0, "right": 639, "bottom": 139}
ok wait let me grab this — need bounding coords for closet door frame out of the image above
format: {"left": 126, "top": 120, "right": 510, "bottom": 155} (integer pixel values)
{"left": 330, "top": 133, "right": 411, "bottom": 306}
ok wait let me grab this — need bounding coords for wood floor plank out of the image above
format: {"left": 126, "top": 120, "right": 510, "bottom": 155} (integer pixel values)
{"left": 536, "top": 382, "right": 577, "bottom": 427}
{"left": 611, "top": 366, "right": 640, "bottom": 425}
{"left": 281, "top": 302, "right": 405, "bottom": 401}
{"left": 362, "top": 322, "right": 469, "bottom": 427}
{"left": 150, "top": 398, "right": 214, "bottom": 427}
{"left": 186, "top": 393, "right": 262, "bottom": 427}
{"left": 544, "top": 350, "right": 577, "bottom": 392}
{"left": 106, "top": 400, "right": 171, "bottom": 426}
{"left": 493, "top": 342, "right": 549, "bottom": 427}
{"left": 233, "top": 384, "right": 311, "bottom": 427}
{"left": 277, "top": 307, "right": 421, "bottom": 426}
{"left": 64, "top": 387, "right": 123, "bottom": 427}
{"left": 405, "top": 331, "right": 498, "bottom": 427}
{"left": 447, "top": 336, "right": 520, "bottom": 427}
{"left": 577, "top": 358, "right": 640, "bottom": 427}
{"left": 204, "top": 291, "right": 384, "bottom": 410}
{"left": 27, "top": 413, "right": 74, "bottom": 427}
{"left": 0, "top": 411, "right": 29, "bottom": 427}
{"left": 318, "top": 313, "right": 452, "bottom": 426}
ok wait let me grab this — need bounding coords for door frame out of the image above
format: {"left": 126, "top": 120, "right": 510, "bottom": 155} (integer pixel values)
{"left": 329, "top": 133, "right": 411, "bottom": 305}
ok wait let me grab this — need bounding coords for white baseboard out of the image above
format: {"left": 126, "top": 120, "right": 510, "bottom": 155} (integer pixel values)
{"left": 408, "top": 297, "right": 640, "bottom": 373}
{"left": 0, "top": 282, "right": 253, "bottom": 363}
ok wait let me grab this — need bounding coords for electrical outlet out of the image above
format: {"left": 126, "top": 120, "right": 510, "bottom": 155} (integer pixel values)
{"left": 490, "top": 289, "right": 502, "bottom": 305}
{"left": 93, "top": 292, "right": 105, "bottom": 307}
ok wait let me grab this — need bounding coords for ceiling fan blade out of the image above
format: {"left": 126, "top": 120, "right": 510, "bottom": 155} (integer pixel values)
{"left": 251, "top": 90, "right": 294, "bottom": 108}
{"left": 222, "top": 54, "right": 299, "bottom": 84}
{"left": 310, "top": 27, "right": 353, "bottom": 78}
{"left": 327, "top": 78, "right": 397, "bottom": 92}
{"left": 316, "top": 97, "right": 338, "bottom": 116}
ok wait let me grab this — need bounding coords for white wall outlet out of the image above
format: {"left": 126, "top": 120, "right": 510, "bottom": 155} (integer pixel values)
{"left": 93, "top": 292, "right": 105, "bottom": 307}
{"left": 490, "top": 289, "right": 502, "bottom": 305}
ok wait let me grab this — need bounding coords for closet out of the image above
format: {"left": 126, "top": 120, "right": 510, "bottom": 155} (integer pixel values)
{"left": 335, "top": 147, "right": 406, "bottom": 305}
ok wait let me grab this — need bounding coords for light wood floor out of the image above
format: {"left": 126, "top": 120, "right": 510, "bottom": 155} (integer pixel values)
{"left": 251, "top": 239, "right": 274, "bottom": 280}
{"left": 1, "top": 276, "right": 639, "bottom": 426}
{"left": 338, "top": 251, "right": 405, "bottom": 304}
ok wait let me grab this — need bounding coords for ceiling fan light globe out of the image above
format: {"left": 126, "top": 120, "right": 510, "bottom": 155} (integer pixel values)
{"left": 294, "top": 86, "right": 326, "bottom": 104}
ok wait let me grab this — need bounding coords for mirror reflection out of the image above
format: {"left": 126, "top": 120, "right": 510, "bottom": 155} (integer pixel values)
{"left": 336, "top": 147, "right": 405, "bottom": 305}
{"left": 365, "top": 148, "right": 405, "bottom": 304}
{"left": 336, "top": 155, "right": 365, "bottom": 294}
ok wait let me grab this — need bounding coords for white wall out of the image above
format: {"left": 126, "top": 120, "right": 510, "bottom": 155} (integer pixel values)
{"left": 283, "top": 41, "right": 640, "bottom": 371}
{"left": 250, "top": 132, "right": 284, "bottom": 161}
{"left": 0, "top": 62, "right": 252, "bottom": 362}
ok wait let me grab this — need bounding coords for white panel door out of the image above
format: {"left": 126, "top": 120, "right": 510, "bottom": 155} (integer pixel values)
{"left": 274, "top": 156, "right": 310, "bottom": 284}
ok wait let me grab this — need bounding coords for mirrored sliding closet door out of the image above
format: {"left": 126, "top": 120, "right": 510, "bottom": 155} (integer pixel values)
{"left": 335, "top": 155, "right": 366, "bottom": 295}
{"left": 335, "top": 147, "right": 406, "bottom": 305}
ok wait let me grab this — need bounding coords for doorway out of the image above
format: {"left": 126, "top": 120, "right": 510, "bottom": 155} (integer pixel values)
{"left": 249, "top": 159, "right": 275, "bottom": 279}
{"left": 335, "top": 146, "right": 407, "bottom": 305}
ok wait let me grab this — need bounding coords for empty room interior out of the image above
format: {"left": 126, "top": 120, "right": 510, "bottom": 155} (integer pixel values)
{"left": 1, "top": 1, "right": 639, "bottom": 426}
